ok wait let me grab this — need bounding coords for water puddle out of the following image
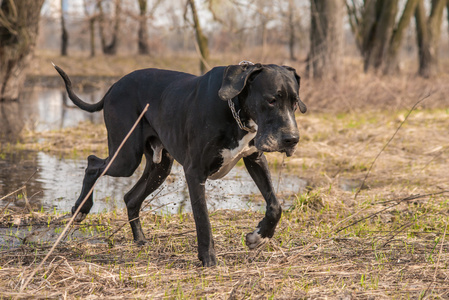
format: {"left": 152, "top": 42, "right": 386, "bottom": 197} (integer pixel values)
{"left": 1, "top": 87, "right": 309, "bottom": 216}
{"left": 1, "top": 151, "right": 308, "bottom": 214}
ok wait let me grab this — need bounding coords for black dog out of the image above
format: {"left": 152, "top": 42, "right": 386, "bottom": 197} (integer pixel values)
{"left": 55, "top": 62, "right": 306, "bottom": 267}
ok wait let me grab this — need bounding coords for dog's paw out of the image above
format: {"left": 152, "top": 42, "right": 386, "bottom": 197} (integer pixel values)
{"left": 71, "top": 208, "right": 88, "bottom": 223}
{"left": 201, "top": 255, "right": 217, "bottom": 268}
{"left": 246, "top": 228, "right": 269, "bottom": 249}
{"left": 135, "top": 239, "right": 147, "bottom": 246}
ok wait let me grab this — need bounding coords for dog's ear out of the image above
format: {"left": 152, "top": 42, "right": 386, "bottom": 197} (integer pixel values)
{"left": 218, "top": 63, "right": 263, "bottom": 101}
{"left": 283, "top": 65, "right": 307, "bottom": 114}
{"left": 282, "top": 65, "right": 300, "bottom": 87}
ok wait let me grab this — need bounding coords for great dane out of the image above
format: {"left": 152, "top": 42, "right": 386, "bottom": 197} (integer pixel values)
{"left": 55, "top": 62, "right": 306, "bottom": 267}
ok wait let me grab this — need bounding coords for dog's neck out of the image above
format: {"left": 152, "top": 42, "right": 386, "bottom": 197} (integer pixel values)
{"left": 228, "top": 98, "right": 256, "bottom": 133}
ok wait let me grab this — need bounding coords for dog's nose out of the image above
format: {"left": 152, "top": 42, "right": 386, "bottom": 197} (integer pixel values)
{"left": 282, "top": 134, "right": 299, "bottom": 148}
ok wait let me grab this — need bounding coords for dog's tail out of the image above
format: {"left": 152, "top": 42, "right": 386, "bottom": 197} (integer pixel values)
{"left": 53, "top": 63, "right": 105, "bottom": 112}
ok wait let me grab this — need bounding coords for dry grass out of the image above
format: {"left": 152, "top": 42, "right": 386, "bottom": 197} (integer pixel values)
{"left": 1, "top": 53, "right": 448, "bottom": 298}
{"left": 1, "top": 190, "right": 448, "bottom": 299}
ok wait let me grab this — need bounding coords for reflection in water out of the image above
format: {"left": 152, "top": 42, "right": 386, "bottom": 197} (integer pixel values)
{"left": 0, "top": 87, "right": 308, "bottom": 214}
{"left": 0, "top": 151, "right": 43, "bottom": 207}
{"left": 6, "top": 152, "right": 307, "bottom": 214}
{"left": 0, "top": 87, "right": 104, "bottom": 143}
{"left": 1, "top": 87, "right": 104, "bottom": 209}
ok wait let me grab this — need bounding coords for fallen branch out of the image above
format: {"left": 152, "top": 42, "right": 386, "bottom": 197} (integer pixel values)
{"left": 0, "top": 170, "right": 38, "bottom": 215}
{"left": 336, "top": 190, "right": 449, "bottom": 234}
{"left": 354, "top": 93, "right": 431, "bottom": 200}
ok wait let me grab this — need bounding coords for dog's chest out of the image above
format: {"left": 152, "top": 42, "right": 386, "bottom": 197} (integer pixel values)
{"left": 209, "top": 131, "right": 257, "bottom": 180}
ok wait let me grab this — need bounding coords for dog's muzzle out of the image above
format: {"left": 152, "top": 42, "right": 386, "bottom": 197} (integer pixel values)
{"left": 281, "top": 134, "right": 299, "bottom": 157}
{"left": 255, "top": 133, "right": 299, "bottom": 157}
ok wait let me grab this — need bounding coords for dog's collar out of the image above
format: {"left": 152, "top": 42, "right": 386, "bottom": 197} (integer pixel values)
{"left": 227, "top": 99, "right": 256, "bottom": 133}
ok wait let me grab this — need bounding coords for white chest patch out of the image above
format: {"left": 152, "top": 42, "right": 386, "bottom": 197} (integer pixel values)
{"left": 209, "top": 123, "right": 258, "bottom": 180}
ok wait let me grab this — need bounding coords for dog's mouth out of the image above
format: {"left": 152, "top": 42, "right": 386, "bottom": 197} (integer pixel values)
{"left": 255, "top": 136, "right": 298, "bottom": 157}
{"left": 283, "top": 147, "right": 297, "bottom": 157}
{"left": 256, "top": 144, "right": 297, "bottom": 157}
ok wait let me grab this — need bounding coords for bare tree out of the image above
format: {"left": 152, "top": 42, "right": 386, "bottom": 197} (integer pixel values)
{"left": 383, "top": 0, "right": 419, "bottom": 74}
{"left": 307, "top": 0, "right": 344, "bottom": 80}
{"left": 346, "top": 0, "right": 441, "bottom": 75}
{"left": 98, "top": 0, "right": 122, "bottom": 55}
{"left": 278, "top": 0, "right": 306, "bottom": 61}
{"left": 286, "top": 0, "right": 297, "bottom": 61}
{"left": 207, "top": 0, "right": 259, "bottom": 53}
{"left": 346, "top": 0, "right": 400, "bottom": 72}
{"left": 0, "top": 0, "right": 45, "bottom": 101}
{"left": 414, "top": 0, "right": 446, "bottom": 78}
{"left": 137, "top": 0, "right": 162, "bottom": 55}
{"left": 83, "top": 0, "right": 98, "bottom": 57}
{"left": 61, "top": 0, "right": 69, "bottom": 56}
{"left": 186, "top": 0, "right": 210, "bottom": 74}
{"left": 365, "top": 0, "right": 399, "bottom": 72}
{"left": 207, "top": 0, "right": 305, "bottom": 60}
{"left": 447, "top": 1, "right": 449, "bottom": 37}
{"left": 137, "top": 0, "right": 149, "bottom": 54}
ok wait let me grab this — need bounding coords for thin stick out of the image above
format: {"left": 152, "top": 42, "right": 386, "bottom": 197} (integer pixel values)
{"left": 335, "top": 191, "right": 448, "bottom": 234}
{"left": 0, "top": 169, "right": 38, "bottom": 203}
{"left": 19, "top": 104, "right": 149, "bottom": 292}
{"left": 0, "top": 170, "right": 39, "bottom": 215}
{"left": 0, "top": 186, "right": 25, "bottom": 202}
{"left": 192, "top": 34, "right": 211, "bottom": 71}
{"left": 354, "top": 94, "right": 431, "bottom": 200}
{"left": 0, "top": 186, "right": 25, "bottom": 215}
{"left": 422, "top": 218, "right": 447, "bottom": 298}
{"left": 433, "top": 220, "right": 447, "bottom": 281}
{"left": 276, "top": 155, "right": 285, "bottom": 195}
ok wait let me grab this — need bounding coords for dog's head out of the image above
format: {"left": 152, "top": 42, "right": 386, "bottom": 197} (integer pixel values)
{"left": 218, "top": 63, "right": 306, "bottom": 157}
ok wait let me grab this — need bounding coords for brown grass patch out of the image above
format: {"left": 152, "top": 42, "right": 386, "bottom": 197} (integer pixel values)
{"left": 1, "top": 190, "right": 448, "bottom": 299}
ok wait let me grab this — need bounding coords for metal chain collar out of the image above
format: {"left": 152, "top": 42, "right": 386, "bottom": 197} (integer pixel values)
{"left": 226, "top": 60, "right": 257, "bottom": 133}
{"left": 228, "top": 99, "right": 256, "bottom": 133}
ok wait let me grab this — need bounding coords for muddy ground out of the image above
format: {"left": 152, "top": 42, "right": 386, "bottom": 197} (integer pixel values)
{"left": 0, "top": 53, "right": 448, "bottom": 298}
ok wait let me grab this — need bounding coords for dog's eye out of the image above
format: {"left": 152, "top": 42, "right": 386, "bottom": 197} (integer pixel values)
{"left": 267, "top": 98, "right": 276, "bottom": 105}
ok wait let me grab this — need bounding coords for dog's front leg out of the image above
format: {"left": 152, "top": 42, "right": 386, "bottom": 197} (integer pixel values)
{"left": 243, "top": 152, "right": 282, "bottom": 249}
{"left": 185, "top": 172, "right": 217, "bottom": 267}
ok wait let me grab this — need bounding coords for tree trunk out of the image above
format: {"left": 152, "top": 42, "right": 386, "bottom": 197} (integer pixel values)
{"left": 307, "top": 0, "right": 344, "bottom": 80}
{"left": 415, "top": 0, "right": 431, "bottom": 77}
{"left": 383, "top": 0, "right": 419, "bottom": 74}
{"left": 98, "top": 0, "right": 107, "bottom": 53}
{"left": 286, "top": 0, "right": 296, "bottom": 61}
{"left": 415, "top": 0, "right": 446, "bottom": 77}
{"left": 138, "top": 0, "right": 150, "bottom": 55}
{"left": 83, "top": 0, "right": 96, "bottom": 57}
{"left": 60, "top": 0, "right": 69, "bottom": 56}
{"left": 447, "top": 1, "right": 449, "bottom": 37}
{"left": 345, "top": 0, "right": 362, "bottom": 52}
{"left": 261, "top": 17, "right": 267, "bottom": 58}
{"left": 98, "top": 0, "right": 121, "bottom": 55}
{"left": 187, "top": 0, "right": 209, "bottom": 74}
{"left": 0, "top": 0, "right": 45, "bottom": 101}
{"left": 363, "top": 0, "right": 399, "bottom": 72}
{"left": 89, "top": 18, "right": 96, "bottom": 57}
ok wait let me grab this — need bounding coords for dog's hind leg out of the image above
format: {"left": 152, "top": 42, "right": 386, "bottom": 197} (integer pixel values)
{"left": 72, "top": 125, "right": 144, "bottom": 222}
{"left": 124, "top": 148, "right": 173, "bottom": 244}
{"left": 71, "top": 155, "right": 106, "bottom": 222}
